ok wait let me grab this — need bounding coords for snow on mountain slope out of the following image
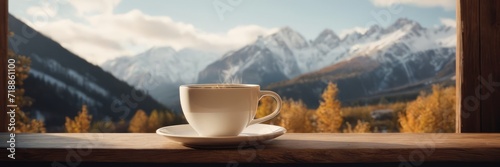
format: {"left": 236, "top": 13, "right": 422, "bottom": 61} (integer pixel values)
{"left": 198, "top": 27, "right": 312, "bottom": 85}
{"left": 102, "top": 18, "right": 455, "bottom": 110}
{"left": 29, "top": 53, "right": 110, "bottom": 106}
{"left": 308, "top": 18, "right": 455, "bottom": 73}
{"left": 198, "top": 18, "right": 455, "bottom": 88}
{"left": 266, "top": 18, "right": 456, "bottom": 108}
{"left": 30, "top": 69, "right": 101, "bottom": 106}
{"left": 101, "top": 46, "right": 220, "bottom": 108}
{"left": 102, "top": 46, "right": 219, "bottom": 89}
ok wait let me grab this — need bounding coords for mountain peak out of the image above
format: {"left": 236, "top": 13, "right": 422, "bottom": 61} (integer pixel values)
{"left": 274, "top": 26, "right": 304, "bottom": 39}
{"left": 341, "top": 31, "right": 363, "bottom": 43}
{"left": 393, "top": 18, "right": 417, "bottom": 27}
{"left": 386, "top": 18, "right": 422, "bottom": 32}
{"left": 365, "top": 24, "right": 382, "bottom": 35}
{"left": 277, "top": 26, "right": 295, "bottom": 33}
{"left": 140, "top": 46, "right": 176, "bottom": 58}
{"left": 318, "top": 29, "right": 339, "bottom": 39}
{"left": 313, "top": 29, "right": 340, "bottom": 47}
{"left": 265, "top": 26, "right": 309, "bottom": 49}
{"left": 319, "top": 28, "right": 337, "bottom": 36}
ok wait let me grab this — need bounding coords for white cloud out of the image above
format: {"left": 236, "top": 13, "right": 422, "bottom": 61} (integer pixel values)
{"left": 68, "top": 0, "right": 121, "bottom": 16}
{"left": 23, "top": 9, "right": 278, "bottom": 65}
{"left": 26, "top": 6, "right": 57, "bottom": 17}
{"left": 339, "top": 27, "right": 369, "bottom": 39}
{"left": 370, "top": 0, "right": 456, "bottom": 11}
{"left": 440, "top": 18, "right": 456, "bottom": 28}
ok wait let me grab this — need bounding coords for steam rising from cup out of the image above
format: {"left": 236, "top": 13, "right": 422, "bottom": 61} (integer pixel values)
{"left": 217, "top": 63, "right": 243, "bottom": 88}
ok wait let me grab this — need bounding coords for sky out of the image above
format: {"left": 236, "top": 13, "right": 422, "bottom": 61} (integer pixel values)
{"left": 9, "top": 0, "right": 456, "bottom": 65}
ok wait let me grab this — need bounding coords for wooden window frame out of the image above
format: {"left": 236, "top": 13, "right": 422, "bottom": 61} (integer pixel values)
{"left": 1, "top": 0, "right": 499, "bottom": 133}
{"left": 458, "top": 0, "right": 500, "bottom": 132}
{"left": 1, "top": 0, "right": 7, "bottom": 132}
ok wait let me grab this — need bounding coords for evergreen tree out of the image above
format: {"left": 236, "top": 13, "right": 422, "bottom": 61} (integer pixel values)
{"left": 315, "top": 82, "right": 343, "bottom": 133}
{"left": 65, "top": 105, "right": 92, "bottom": 133}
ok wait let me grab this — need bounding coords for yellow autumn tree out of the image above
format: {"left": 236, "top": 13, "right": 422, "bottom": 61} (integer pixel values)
{"left": 90, "top": 120, "right": 116, "bottom": 133}
{"left": 65, "top": 105, "right": 92, "bottom": 133}
{"left": 315, "top": 82, "right": 343, "bottom": 133}
{"left": 256, "top": 96, "right": 281, "bottom": 125}
{"left": 147, "top": 110, "right": 162, "bottom": 132}
{"left": 129, "top": 110, "right": 148, "bottom": 133}
{"left": 343, "top": 120, "right": 371, "bottom": 133}
{"left": 399, "top": 85, "right": 455, "bottom": 133}
{"left": 162, "top": 110, "right": 176, "bottom": 126}
{"left": 157, "top": 110, "right": 166, "bottom": 126}
{"left": 279, "top": 99, "right": 313, "bottom": 133}
{"left": 7, "top": 48, "right": 46, "bottom": 133}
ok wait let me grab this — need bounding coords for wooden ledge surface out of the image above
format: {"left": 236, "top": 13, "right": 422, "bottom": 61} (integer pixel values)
{"left": 1, "top": 133, "right": 500, "bottom": 163}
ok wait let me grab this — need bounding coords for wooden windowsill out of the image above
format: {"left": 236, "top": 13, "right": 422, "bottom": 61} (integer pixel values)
{"left": 1, "top": 133, "right": 500, "bottom": 164}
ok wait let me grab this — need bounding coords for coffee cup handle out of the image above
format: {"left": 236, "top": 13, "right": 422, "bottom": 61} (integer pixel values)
{"left": 249, "top": 91, "right": 282, "bottom": 125}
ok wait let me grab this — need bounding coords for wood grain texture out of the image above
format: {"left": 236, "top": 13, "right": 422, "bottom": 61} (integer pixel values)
{"left": 1, "top": 133, "right": 499, "bottom": 163}
{"left": 480, "top": 0, "right": 500, "bottom": 132}
{"left": 459, "top": 0, "right": 482, "bottom": 132}
{"left": 0, "top": 0, "right": 8, "bottom": 133}
{"left": 496, "top": 0, "right": 500, "bottom": 26}
{"left": 456, "top": 0, "right": 462, "bottom": 133}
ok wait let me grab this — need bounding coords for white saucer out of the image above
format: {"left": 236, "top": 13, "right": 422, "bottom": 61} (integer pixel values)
{"left": 156, "top": 124, "right": 286, "bottom": 148}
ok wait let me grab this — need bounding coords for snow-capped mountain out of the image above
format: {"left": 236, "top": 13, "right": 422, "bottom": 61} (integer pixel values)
{"left": 312, "top": 29, "right": 341, "bottom": 54}
{"left": 102, "top": 47, "right": 219, "bottom": 88}
{"left": 308, "top": 18, "right": 455, "bottom": 74}
{"left": 268, "top": 18, "right": 456, "bottom": 107}
{"left": 101, "top": 46, "right": 219, "bottom": 109}
{"left": 198, "top": 27, "right": 310, "bottom": 85}
{"left": 8, "top": 14, "right": 168, "bottom": 131}
{"left": 102, "top": 17, "right": 455, "bottom": 109}
{"left": 198, "top": 18, "right": 455, "bottom": 88}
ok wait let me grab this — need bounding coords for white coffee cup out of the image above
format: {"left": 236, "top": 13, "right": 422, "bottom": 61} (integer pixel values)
{"left": 179, "top": 84, "right": 282, "bottom": 137}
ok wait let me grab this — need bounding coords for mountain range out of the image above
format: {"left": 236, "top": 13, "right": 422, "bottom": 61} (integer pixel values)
{"left": 103, "top": 18, "right": 456, "bottom": 109}
{"left": 8, "top": 11, "right": 456, "bottom": 131}
{"left": 101, "top": 47, "right": 219, "bottom": 110}
{"left": 268, "top": 18, "right": 456, "bottom": 107}
{"left": 8, "top": 14, "right": 169, "bottom": 131}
